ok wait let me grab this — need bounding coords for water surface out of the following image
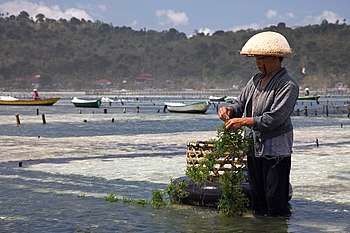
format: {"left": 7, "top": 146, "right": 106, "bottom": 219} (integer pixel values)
{"left": 0, "top": 98, "right": 349, "bottom": 232}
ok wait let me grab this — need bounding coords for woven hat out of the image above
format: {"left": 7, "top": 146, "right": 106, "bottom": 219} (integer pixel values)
{"left": 240, "top": 31, "right": 293, "bottom": 58}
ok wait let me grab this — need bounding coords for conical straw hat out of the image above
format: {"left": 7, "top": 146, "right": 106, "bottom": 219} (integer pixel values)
{"left": 240, "top": 31, "right": 293, "bottom": 58}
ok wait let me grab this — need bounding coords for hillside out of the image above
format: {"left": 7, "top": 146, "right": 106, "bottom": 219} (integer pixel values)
{"left": 1, "top": 11, "right": 350, "bottom": 91}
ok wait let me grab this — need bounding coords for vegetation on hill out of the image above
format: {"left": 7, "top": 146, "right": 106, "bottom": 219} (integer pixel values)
{"left": 0, "top": 11, "right": 349, "bottom": 90}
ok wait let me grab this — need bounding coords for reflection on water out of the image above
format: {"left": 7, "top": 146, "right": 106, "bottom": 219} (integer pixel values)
{"left": 0, "top": 98, "right": 349, "bottom": 232}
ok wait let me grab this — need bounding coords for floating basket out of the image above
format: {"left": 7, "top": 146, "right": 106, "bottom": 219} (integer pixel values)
{"left": 186, "top": 141, "right": 247, "bottom": 179}
{"left": 178, "top": 141, "right": 292, "bottom": 207}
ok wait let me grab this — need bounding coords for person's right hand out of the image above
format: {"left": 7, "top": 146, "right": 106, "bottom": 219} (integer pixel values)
{"left": 218, "top": 106, "right": 232, "bottom": 122}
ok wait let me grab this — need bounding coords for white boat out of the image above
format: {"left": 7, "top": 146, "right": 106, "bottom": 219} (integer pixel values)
{"left": 224, "top": 96, "right": 238, "bottom": 103}
{"left": 164, "top": 101, "right": 211, "bottom": 114}
{"left": 101, "top": 97, "right": 116, "bottom": 103}
{"left": 208, "top": 95, "right": 226, "bottom": 102}
{"left": 71, "top": 97, "right": 102, "bottom": 108}
{"left": 0, "top": 96, "right": 19, "bottom": 101}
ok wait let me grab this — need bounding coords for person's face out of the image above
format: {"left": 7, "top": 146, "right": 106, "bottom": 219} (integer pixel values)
{"left": 255, "top": 56, "right": 276, "bottom": 73}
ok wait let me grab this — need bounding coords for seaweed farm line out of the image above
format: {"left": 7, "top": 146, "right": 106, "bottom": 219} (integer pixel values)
{"left": 0, "top": 97, "right": 349, "bottom": 232}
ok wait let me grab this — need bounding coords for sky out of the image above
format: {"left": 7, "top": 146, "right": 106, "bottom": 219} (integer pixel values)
{"left": 0, "top": 0, "right": 349, "bottom": 36}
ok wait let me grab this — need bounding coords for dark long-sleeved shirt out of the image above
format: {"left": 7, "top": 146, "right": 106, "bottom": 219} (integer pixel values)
{"left": 230, "top": 67, "right": 299, "bottom": 157}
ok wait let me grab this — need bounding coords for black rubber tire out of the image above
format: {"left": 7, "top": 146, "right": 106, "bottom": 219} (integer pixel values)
{"left": 172, "top": 176, "right": 292, "bottom": 207}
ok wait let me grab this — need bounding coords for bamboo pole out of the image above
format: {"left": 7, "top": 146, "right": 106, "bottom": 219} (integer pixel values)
{"left": 15, "top": 114, "right": 20, "bottom": 125}
{"left": 42, "top": 114, "right": 46, "bottom": 124}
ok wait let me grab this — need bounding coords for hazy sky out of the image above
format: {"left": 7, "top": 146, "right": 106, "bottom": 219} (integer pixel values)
{"left": 0, "top": 0, "right": 348, "bottom": 35}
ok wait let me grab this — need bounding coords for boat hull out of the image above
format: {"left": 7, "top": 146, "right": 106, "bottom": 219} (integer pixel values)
{"left": 164, "top": 101, "right": 210, "bottom": 114}
{"left": 72, "top": 97, "right": 102, "bottom": 108}
{"left": 73, "top": 102, "right": 101, "bottom": 108}
{"left": 298, "top": 95, "right": 320, "bottom": 101}
{"left": 224, "top": 96, "right": 238, "bottom": 103}
{"left": 0, "top": 98, "right": 60, "bottom": 106}
{"left": 208, "top": 95, "right": 226, "bottom": 102}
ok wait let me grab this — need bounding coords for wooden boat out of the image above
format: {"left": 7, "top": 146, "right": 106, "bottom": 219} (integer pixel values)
{"left": 71, "top": 97, "right": 102, "bottom": 108}
{"left": 164, "top": 101, "right": 210, "bottom": 114}
{"left": 0, "top": 96, "right": 60, "bottom": 106}
{"left": 209, "top": 95, "right": 226, "bottom": 102}
{"left": 298, "top": 95, "right": 321, "bottom": 101}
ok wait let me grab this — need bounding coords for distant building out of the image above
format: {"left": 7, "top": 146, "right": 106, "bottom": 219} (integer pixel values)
{"left": 95, "top": 79, "right": 111, "bottom": 87}
{"left": 136, "top": 73, "right": 155, "bottom": 82}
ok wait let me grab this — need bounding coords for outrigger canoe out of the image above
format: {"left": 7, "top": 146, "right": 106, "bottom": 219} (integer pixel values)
{"left": 0, "top": 96, "right": 60, "bottom": 106}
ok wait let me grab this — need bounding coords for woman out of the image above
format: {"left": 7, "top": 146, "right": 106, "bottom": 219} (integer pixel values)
{"left": 32, "top": 89, "right": 40, "bottom": 100}
{"left": 218, "top": 31, "right": 299, "bottom": 217}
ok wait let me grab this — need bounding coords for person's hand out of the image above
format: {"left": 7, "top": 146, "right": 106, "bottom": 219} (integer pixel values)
{"left": 225, "top": 118, "right": 243, "bottom": 131}
{"left": 225, "top": 118, "right": 254, "bottom": 131}
{"left": 218, "top": 106, "right": 232, "bottom": 122}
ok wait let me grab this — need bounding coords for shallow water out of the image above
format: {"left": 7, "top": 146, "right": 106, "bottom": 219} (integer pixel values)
{"left": 0, "top": 98, "right": 349, "bottom": 232}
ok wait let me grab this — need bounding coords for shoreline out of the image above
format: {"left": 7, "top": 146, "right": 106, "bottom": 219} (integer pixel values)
{"left": 1, "top": 88, "right": 350, "bottom": 99}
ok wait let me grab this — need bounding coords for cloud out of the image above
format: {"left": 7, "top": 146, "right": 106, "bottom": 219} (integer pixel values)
{"left": 0, "top": 0, "right": 93, "bottom": 21}
{"left": 302, "top": 10, "right": 343, "bottom": 25}
{"left": 313, "top": 10, "right": 341, "bottom": 23}
{"left": 97, "top": 5, "right": 107, "bottom": 12}
{"left": 130, "top": 20, "right": 137, "bottom": 27}
{"left": 77, "top": 3, "right": 107, "bottom": 12}
{"left": 286, "top": 12, "right": 295, "bottom": 19}
{"left": 197, "top": 27, "right": 213, "bottom": 35}
{"left": 229, "top": 23, "right": 260, "bottom": 32}
{"left": 156, "top": 9, "right": 189, "bottom": 26}
{"left": 266, "top": 10, "right": 277, "bottom": 19}
{"left": 266, "top": 9, "right": 294, "bottom": 21}
{"left": 76, "top": 3, "right": 106, "bottom": 18}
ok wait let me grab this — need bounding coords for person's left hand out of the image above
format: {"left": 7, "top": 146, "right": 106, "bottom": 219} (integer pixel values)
{"left": 225, "top": 117, "right": 253, "bottom": 131}
{"left": 225, "top": 118, "right": 243, "bottom": 131}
